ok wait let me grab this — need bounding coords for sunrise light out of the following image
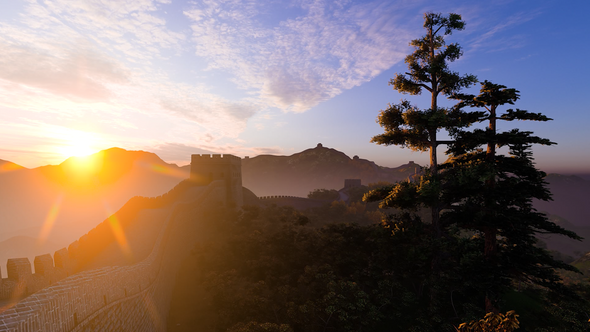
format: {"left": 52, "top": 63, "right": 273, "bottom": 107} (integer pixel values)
{"left": 57, "top": 130, "right": 100, "bottom": 160}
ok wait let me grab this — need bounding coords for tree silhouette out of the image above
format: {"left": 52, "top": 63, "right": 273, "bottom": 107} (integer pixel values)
{"left": 443, "top": 81, "right": 581, "bottom": 312}
{"left": 368, "top": 13, "right": 477, "bottom": 318}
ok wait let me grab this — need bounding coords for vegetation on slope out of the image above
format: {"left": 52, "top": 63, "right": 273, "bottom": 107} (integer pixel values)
{"left": 168, "top": 204, "right": 590, "bottom": 332}
{"left": 167, "top": 11, "right": 590, "bottom": 332}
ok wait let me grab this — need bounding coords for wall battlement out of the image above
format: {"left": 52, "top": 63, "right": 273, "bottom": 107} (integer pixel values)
{"left": 190, "top": 154, "right": 241, "bottom": 162}
{"left": 0, "top": 178, "right": 201, "bottom": 305}
{"left": 0, "top": 152, "right": 243, "bottom": 331}
{"left": 0, "top": 249, "right": 75, "bottom": 303}
{"left": 0, "top": 180, "right": 228, "bottom": 331}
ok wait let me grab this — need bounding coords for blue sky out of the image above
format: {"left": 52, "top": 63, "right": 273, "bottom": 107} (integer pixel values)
{"left": 0, "top": 0, "right": 588, "bottom": 173}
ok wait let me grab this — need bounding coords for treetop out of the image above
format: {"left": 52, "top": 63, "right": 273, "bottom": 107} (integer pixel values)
{"left": 424, "top": 12, "right": 465, "bottom": 36}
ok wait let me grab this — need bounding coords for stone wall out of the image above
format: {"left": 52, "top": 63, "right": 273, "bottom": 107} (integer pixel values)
{"left": 258, "top": 195, "right": 327, "bottom": 210}
{"left": 191, "top": 154, "right": 243, "bottom": 206}
{"left": 0, "top": 252, "right": 73, "bottom": 303}
{"left": 0, "top": 180, "right": 226, "bottom": 332}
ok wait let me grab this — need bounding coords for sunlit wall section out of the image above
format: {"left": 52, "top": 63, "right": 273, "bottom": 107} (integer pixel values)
{"left": 0, "top": 180, "right": 227, "bottom": 332}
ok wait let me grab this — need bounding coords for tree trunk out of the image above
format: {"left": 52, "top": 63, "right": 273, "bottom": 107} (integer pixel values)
{"left": 484, "top": 106, "right": 498, "bottom": 313}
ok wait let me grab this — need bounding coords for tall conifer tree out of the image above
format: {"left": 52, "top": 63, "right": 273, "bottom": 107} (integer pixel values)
{"left": 443, "top": 81, "right": 581, "bottom": 312}
{"left": 371, "top": 12, "right": 476, "bottom": 231}
{"left": 368, "top": 12, "right": 477, "bottom": 322}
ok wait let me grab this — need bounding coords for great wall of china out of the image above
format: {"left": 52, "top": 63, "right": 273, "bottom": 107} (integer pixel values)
{"left": 0, "top": 154, "right": 242, "bottom": 331}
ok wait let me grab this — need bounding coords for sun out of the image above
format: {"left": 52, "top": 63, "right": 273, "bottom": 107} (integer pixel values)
{"left": 57, "top": 130, "right": 105, "bottom": 182}
{"left": 57, "top": 130, "right": 98, "bottom": 159}
{"left": 61, "top": 143, "right": 95, "bottom": 158}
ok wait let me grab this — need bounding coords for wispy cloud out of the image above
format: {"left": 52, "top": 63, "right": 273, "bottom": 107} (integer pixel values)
{"left": 0, "top": 0, "right": 548, "bottom": 167}
{"left": 467, "top": 8, "right": 542, "bottom": 52}
{"left": 0, "top": 39, "right": 129, "bottom": 102}
{"left": 184, "top": 0, "right": 411, "bottom": 112}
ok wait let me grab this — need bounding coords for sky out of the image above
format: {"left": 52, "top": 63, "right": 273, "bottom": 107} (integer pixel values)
{"left": 0, "top": 0, "right": 588, "bottom": 173}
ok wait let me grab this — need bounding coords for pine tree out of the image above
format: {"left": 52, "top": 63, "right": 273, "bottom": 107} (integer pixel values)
{"left": 373, "top": 12, "right": 477, "bottom": 173}
{"left": 370, "top": 11, "right": 477, "bottom": 232}
{"left": 368, "top": 12, "right": 477, "bottom": 324}
{"left": 443, "top": 81, "right": 581, "bottom": 312}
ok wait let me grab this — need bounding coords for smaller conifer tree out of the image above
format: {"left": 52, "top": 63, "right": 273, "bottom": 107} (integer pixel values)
{"left": 442, "top": 81, "right": 581, "bottom": 312}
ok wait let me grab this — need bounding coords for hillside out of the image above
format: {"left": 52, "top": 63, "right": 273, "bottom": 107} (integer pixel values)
{"left": 242, "top": 143, "right": 420, "bottom": 197}
{"left": 0, "top": 148, "right": 190, "bottom": 250}
{"left": 533, "top": 174, "right": 590, "bottom": 226}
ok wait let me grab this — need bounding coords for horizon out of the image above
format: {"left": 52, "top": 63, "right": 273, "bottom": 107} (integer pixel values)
{"left": 2, "top": 145, "right": 589, "bottom": 179}
{"left": 1, "top": 0, "right": 589, "bottom": 173}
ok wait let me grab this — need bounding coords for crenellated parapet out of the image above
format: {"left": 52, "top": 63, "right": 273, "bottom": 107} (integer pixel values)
{"left": 0, "top": 179, "right": 228, "bottom": 331}
{"left": 0, "top": 249, "right": 74, "bottom": 303}
{"left": 0, "top": 178, "right": 201, "bottom": 303}
{"left": 0, "top": 151, "right": 242, "bottom": 331}
{"left": 258, "top": 195, "right": 305, "bottom": 200}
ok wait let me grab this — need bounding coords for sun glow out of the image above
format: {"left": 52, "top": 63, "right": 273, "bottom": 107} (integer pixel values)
{"left": 56, "top": 130, "right": 106, "bottom": 182}
{"left": 57, "top": 130, "right": 99, "bottom": 159}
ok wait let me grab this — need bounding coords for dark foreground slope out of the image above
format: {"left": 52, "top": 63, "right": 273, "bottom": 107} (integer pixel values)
{"left": 168, "top": 204, "right": 590, "bottom": 332}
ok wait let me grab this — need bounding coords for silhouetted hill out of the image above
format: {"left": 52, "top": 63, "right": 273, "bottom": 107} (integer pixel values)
{"left": 536, "top": 214, "right": 590, "bottom": 258}
{"left": 533, "top": 174, "right": 590, "bottom": 226}
{"left": 242, "top": 144, "right": 420, "bottom": 196}
{"left": 0, "top": 148, "right": 190, "bottom": 253}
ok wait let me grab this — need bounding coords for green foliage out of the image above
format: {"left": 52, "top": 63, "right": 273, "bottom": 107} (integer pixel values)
{"left": 442, "top": 81, "right": 582, "bottom": 308}
{"left": 390, "top": 12, "right": 477, "bottom": 98}
{"left": 371, "top": 12, "right": 477, "bottom": 171}
{"left": 307, "top": 188, "right": 339, "bottom": 200}
{"left": 365, "top": 12, "right": 587, "bottom": 327}
{"left": 305, "top": 199, "right": 382, "bottom": 226}
{"left": 227, "top": 322, "right": 293, "bottom": 332}
{"left": 344, "top": 185, "right": 370, "bottom": 203}
{"left": 169, "top": 204, "right": 458, "bottom": 332}
{"left": 166, "top": 12, "right": 590, "bottom": 332}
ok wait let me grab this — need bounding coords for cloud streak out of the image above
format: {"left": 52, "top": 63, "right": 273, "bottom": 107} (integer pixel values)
{"left": 184, "top": 0, "right": 411, "bottom": 112}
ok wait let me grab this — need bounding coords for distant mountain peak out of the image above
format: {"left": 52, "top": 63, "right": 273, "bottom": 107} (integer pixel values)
{"left": 242, "top": 144, "right": 422, "bottom": 196}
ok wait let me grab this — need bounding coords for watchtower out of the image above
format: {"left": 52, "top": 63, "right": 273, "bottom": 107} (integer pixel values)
{"left": 344, "top": 179, "right": 361, "bottom": 189}
{"left": 190, "top": 154, "right": 243, "bottom": 207}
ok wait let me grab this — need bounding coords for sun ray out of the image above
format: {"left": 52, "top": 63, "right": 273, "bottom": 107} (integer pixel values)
{"left": 37, "top": 193, "right": 64, "bottom": 246}
{"left": 102, "top": 200, "right": 134, "bottom": 261}
{"left": 146, "top": 163, "right": 187, "bottom": 179}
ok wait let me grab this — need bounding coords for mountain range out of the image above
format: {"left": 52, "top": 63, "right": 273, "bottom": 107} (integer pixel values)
{"left": 242, "top": 143, "right": 420, "bottom": 197}
{"left": 0, "top": 145, "right": 588, "bottom": 274}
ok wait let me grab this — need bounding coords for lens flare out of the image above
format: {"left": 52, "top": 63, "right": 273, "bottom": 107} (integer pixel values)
{"left": 38, "top": 193, "right": 64, "bottom": 246}
{"left": 107, "top": 214, "right": 133, "bottom": 261}
{"left": 147, "top": 163, "right": 187, "bottom": 179}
